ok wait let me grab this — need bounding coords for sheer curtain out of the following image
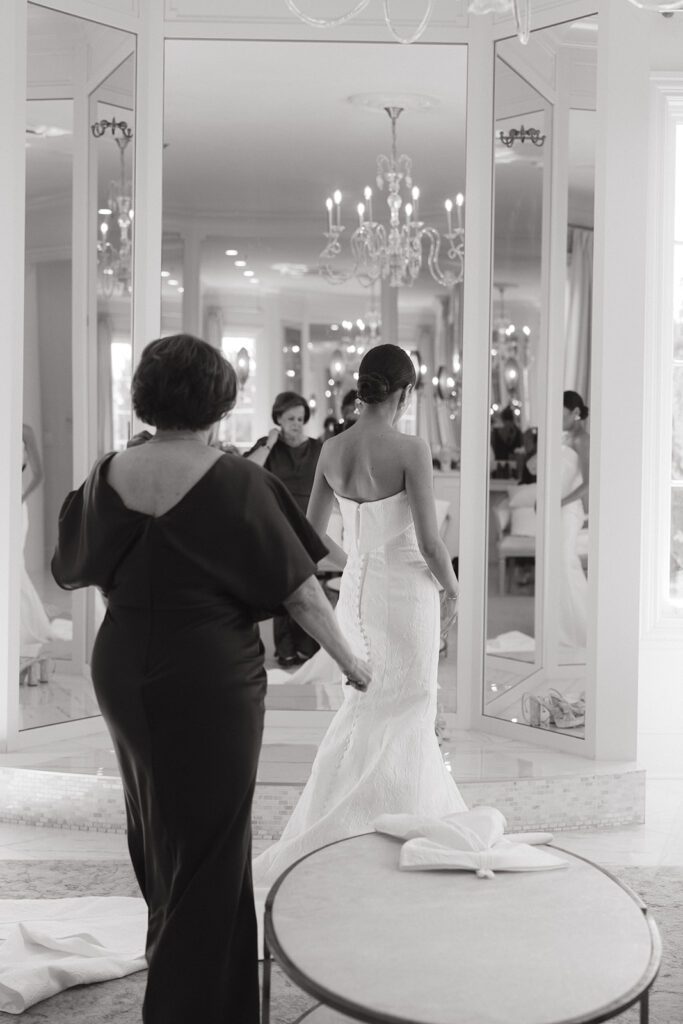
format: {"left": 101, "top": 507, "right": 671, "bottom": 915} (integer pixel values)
{"left": 564, "top": 227, "right": 593, "bottom": 401}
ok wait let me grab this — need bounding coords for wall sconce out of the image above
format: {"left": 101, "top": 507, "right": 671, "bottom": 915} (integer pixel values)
{"left": 409, "top": 350, "right": 426, "bottom": 390}
{"left": 235, "top": 346, "right": 250, "bottom": 389}
{"left": 435, "top": 365, "right": 457, "bottom": 400}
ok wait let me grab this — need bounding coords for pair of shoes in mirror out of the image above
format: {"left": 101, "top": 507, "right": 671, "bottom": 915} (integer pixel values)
{"left": 522, "top": 689, "right": 585, "bottom": 730}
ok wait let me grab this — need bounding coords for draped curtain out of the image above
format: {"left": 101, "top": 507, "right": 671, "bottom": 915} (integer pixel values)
{"left": 564, "top": 227, "right": 593, "bottom": 402}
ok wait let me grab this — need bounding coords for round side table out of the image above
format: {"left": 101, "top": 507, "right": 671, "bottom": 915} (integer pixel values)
{"left": 263, "top": 832, "right": 660, "bottom": 1024}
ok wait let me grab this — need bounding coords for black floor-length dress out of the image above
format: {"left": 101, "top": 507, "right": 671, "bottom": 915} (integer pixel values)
{"left": 52, "top": 452, "right": 327, "bottom": 1024}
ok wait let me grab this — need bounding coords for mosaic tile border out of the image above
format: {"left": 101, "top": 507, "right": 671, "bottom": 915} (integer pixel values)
{"left": 0, "top": 765, "right": 645, "bottom": 837}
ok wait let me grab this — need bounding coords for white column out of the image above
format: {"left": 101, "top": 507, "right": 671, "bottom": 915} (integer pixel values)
{"left": 132, "top": 0, "right": 164, "bottom": 374}
{"left": 380, "top": 278, "right": 399, "bottom": 346}
{"left": 459, "top": 22, "right": 495, "bottom": 728}
{"left": 589, "top": 0, "right": 652, "bottom": 759}
{"left": 0, "top": 0, "right": 27, "bottom": 747}
{"left": 181, "top": 227, "right": 202, "bottom": 336}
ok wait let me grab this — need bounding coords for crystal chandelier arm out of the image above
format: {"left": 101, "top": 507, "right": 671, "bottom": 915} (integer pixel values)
{"left": 422, "top": 226, "right": 464, "bottom": 288}
{"left": 382, "top": 0, "right": 435, "bottom": 44}
{"left": 512, "top": 0, "right": 530, "bottom": 45}
{"left": 283, "top": 0, "right": 372, "bottom": 28}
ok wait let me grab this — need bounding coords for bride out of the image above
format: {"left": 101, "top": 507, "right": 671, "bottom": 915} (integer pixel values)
{"left": 253, "top": 344, "right": 467, "bottom": 893}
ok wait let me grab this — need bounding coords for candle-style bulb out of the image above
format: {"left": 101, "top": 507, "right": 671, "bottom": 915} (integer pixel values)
{"left": 364, "top": 186, "right": 372, "bottom": 200}
{"left": 411, "top": 186, "right": 420, "bottom": 201}
{"left": 405, "top": 203, "right": 413, "bottom": 221}
{"left": 326, "top": 197, "right": 333, "bottom": 212}
{"left": 455, "top": 193, "right": 464, "bottom": 207}
{"left": 444, "top": 198, "right": 453, "bottom": 213}
{"left": 333, "top": 190, "right": 342, "bottom": 205}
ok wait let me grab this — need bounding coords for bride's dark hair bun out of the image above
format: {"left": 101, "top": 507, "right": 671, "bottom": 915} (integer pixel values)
{"left": 563, "top": 390, "right": 589, "bottom": 420}
{"left": 357, "top": 371, "right": 390, "bottom": 405}
{"left": 357, "top": 344, "right": 416, "bottom": 405}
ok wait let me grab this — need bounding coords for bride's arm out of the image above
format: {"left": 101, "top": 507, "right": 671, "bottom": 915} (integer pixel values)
{"left": 404, "top": 438, "right": 459, "bottom": 599}
{"left": 307, "top": 452, "right": 347, "bottom": 570}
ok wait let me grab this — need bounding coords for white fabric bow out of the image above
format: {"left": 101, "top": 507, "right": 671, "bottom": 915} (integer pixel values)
{"left": 374, "top": 806, "right": 568, "bottom": 878}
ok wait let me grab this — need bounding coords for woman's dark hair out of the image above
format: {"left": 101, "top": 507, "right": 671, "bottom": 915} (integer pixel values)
{"left": 341, "top": 389, "right": 358, "bottom": 410}
{"left": 272, "top": 391, "right": 310, "bottom": 425}
{"left": 132, "top": 334, "right": 237, "bottom": 431}
{"left": 563, "top": 390, "right": 589, "bottom": 420}
{"left": 357, "top": 344, "right": 416, "bottom": 405}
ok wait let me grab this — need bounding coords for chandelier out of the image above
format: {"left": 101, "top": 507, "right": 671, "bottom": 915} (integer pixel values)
{"left": 321, "top": 106, "right": 465, "bottom": 289}
{"left": 284, "top": 0, "right": 531, "bottom": 45}
{"left": 90, "top": 118, "right": 134, "bottom": 298}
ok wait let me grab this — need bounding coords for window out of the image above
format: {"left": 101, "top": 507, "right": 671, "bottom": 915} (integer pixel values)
{"left": 220, "top": 335, "right": 256, "bottom": 451}
{"left": 670, "top": 126, "right": 683, "bottom": 600}
{"left": 110, "top": 339, "right": 132, "bottom": 451}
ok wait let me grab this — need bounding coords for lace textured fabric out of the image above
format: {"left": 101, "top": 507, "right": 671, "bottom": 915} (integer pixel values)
{"left": 253, "top": 490, "right": 467, "bottom": 892}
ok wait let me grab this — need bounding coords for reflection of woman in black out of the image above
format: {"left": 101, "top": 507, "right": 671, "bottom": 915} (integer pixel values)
{"left": 245, "top": 391, "right": 323, "bottom": 666}
{"left": 52, "top": 336, "right": 370, "bottom": 1024}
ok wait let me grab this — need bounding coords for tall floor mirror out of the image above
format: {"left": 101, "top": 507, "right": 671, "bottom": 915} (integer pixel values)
{"left": 161, "top": 37, "right": 467, "bottom": 721}
{"left": 483, "top": 17, "right": 597, "bottom": 739}
{"left": 21, "top": 3, "right": 135, "bottom": 731}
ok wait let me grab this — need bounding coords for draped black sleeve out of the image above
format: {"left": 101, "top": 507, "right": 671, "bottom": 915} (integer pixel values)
{"left": 51, "top": 452, "right": 328, "bottom": 616}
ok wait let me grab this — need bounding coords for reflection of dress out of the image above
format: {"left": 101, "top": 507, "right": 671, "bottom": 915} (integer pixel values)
{"left": 559, "top": 443, "right": 587, "bottom": 649}
{"left": 20, "top": 503, "right": 54, "bottom": 657}
{"left": 253, "top": 490, "right": 467, "bottom": 894}
{"left": 52, "top": 453, "right": 326, "bottom": 1024}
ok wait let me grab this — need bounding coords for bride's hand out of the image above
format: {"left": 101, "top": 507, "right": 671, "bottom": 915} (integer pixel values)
{"left": 440, "top": 591, "right": 459, "bottom": 636}
{"left": 343, "top": 656, "right": 372, "bottom": 692}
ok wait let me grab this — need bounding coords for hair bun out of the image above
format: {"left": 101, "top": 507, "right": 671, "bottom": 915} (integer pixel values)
{"left": 357, "top": 371, "right": 390, "bottom": 405}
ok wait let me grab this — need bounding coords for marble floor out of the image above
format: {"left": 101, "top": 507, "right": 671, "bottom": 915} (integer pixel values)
{"left": 0, "top": 769, "right": 680, "bottom": 867}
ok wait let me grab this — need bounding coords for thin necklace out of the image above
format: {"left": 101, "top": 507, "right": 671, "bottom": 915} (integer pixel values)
{"left": 148, "top": 432, "right": 205, "bottom": 444}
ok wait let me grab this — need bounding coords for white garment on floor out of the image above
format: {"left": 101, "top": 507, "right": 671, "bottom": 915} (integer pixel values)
{"left": 374, "top": 806, "right": 567, "bottom": 876}
{"left": 559, "top": 444, "right": 588, "bottom": 649}
{"left": 0, "top": 896, "right": 147, "bottom": 1013}
{"left": 254, "top": 490, "right": 467, "bottom": 901}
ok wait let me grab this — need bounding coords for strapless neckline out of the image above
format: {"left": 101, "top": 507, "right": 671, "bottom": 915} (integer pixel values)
{"left": 334, "top": 489, "right": 406, "bottom": 507}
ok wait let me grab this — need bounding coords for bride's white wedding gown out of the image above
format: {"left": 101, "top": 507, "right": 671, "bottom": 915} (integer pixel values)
{"left": 253, "top": 490, "right": 467, "bottom": 894}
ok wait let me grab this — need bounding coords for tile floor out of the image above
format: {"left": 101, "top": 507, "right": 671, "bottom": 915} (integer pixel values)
{"left": 0, "top": 772, "right": 679, "bottom": 867}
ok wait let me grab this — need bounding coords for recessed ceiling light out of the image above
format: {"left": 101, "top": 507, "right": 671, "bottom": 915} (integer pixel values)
{"left": 98, "top": 208, "right": 112, "bottom": 216}
{"left": 234, "top": 260, "right": 247, "bottom": 268}
{"left": 225, "top": 249, "right": 238, "bottom": 256}
{"left": 161, "top": 271, "right": 170, "bottom": 278}
{"left": 271, "top": 262, "right": 309, "bottom": 277}
{"left": 243, "top": 270, "right": 255, "bottom": 277}
{"left": 177, "top": 286, "right": 185, "bottom": 293}
{"left": 250, "top": 279, "right": 259, "bottom": 284}
{"left": 168, "top": 279, "right": 179, "bottom": 286}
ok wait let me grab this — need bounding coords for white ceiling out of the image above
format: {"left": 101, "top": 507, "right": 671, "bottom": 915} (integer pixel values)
{"left": 25, "top": 6, "right": 597, "bottom": 317}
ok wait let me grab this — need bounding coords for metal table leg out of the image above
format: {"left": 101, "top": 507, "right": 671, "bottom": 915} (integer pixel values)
{"left": 262, "top": 928, "right": 271, "bottom": 1024}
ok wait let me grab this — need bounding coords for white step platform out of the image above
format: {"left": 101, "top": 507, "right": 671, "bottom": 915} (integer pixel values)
{"left": 0, "top": 715, "right": 645, "bottom": 837}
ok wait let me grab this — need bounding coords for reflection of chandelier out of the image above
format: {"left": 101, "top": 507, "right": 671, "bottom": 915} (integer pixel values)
{"left": 491, "top": 283, "right": 530, "bottom": 421}
{"left": 321, "top": 106, "right": 464, "bottom": 289}
{"left": 284, "top": 0, "right": 531, "bottom": 45}
{"left": 91, "top": 118, "right": 133, "bottom": 298}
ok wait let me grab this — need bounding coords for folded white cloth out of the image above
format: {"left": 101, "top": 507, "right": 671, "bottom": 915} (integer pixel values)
{"left": 374, "top": 806, "right": 567, "bottom": 877}
{"left": 0, "top": 897, "right": 147, "bottom": 1014}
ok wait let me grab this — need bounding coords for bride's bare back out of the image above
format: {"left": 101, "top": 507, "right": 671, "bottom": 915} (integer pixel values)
{"left": 322, "top": 422, "right": 418, "bottom": 503}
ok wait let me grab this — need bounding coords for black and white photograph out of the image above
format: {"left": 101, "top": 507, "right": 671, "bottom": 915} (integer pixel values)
{"left": 0, "top": 0, "right": 682, "bottom": 1021}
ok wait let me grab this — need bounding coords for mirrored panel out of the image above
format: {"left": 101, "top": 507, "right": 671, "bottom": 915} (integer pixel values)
{"left": 483, "top": 17, "right": 597, "bottom": 739}
{"left": 21, "top": 3, "right": 134, "bottom": 730}
{"left": 162, "top": 39, "right": 467, "bottom": 717}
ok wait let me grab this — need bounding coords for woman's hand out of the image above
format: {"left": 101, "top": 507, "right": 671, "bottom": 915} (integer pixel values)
{"left": 440, "top": 591, "right": 459, "bottom": 637}
{"left": 343, "top": 655, "right": 372, "bottom": 692}
{"left": 266, "top": 427, "right": 281, "bottom": 449}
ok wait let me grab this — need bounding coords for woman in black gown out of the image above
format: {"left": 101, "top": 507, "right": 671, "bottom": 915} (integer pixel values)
{"left": 246, "top": 391, "right": 324, "bottom": 666}
{"left": 51, "top": 335, "right": 371, "bottom": 1024}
